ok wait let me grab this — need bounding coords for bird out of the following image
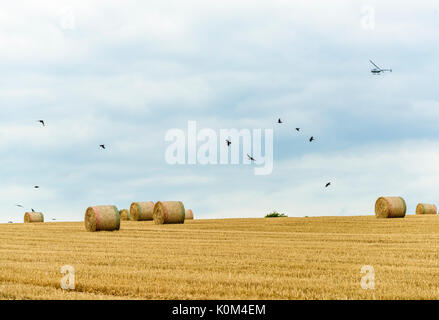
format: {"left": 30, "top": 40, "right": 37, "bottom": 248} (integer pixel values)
{"left": 31, "top": 208, "right": 35, "bottom": 212}
{"left": 277, "top": 118, "right": 282, "bottom": 124}
{"left": 99, "top": 144, "right": 106, "bottom": 149}
{"left": 226, "top": 139, "right": 231, "bottom": 146}
{"left": 37, "top": 120, "right": 45, "bottom": 127}
{"left": 325, "top": 182, "right": 331, "bottom": 188}
{"left": 15, "top": 204, "right": 24, "bottom": 208}
{"left": 247, "top": 154, "right": 256, "bottom": 161}
{"left": 52, "top": 218, "right": 56, "bottom": 221}
{"left": 34, "top": 186, "right": 40, "bottom": 188}
{"left": 8, "top": 221, "right": 13, "bottom": 224}
{"left": 295, "top": 128, "right": 300, "bottom": 132}
{"left": 309, "top": 136, "right": 315, "bottom": 142}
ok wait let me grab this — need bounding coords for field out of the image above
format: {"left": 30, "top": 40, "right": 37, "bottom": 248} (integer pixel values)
{"left": 1, "top": 215, "right": 439, "bottom": 300}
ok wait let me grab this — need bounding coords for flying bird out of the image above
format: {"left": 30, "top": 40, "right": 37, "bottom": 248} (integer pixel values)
{"left": 309, "top": 136, "right": 315, "bottom": 142}
{"left": 226, "top": 139, "right": 231, "bottom": 146}
{"left": 247, "top": 154, "right": 256, "bottom": 161}
{"left": 34, "top": 186, "right": 40, "bottom": 188}
{"left": 295, "top": 128, "right": 300, "bottom": 132}
{"left": 277, "top": 118, "right": 283, "bottom": 124}
{"left": 15, "top": 204, "right": 24, "bottom": 208}
{"left": 52, "top": 218, "right": 56, "bottom": 221}
{"left": 31, "top": 208, "right": 35, "bottom": 212}
{"left": 37, "top": 120, "right": 45, "bottom": 127}
{"left": 325, "top": 182, "right": 331, "bottom": 188}
{"left": 8, "top": 221, "right": 13, "bottom": 224}
{"left": 99, "top": 144, "right": 106, "bottom": 149}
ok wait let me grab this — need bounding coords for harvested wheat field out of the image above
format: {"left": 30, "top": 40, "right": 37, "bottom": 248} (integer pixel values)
{"left": 1, "top": 215, "right": 439, "bottom": 300}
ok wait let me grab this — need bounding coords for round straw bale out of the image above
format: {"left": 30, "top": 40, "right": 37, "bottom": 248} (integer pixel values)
{"left": 153, "top": 201, "right": 185, "bottom": 225}
{"left": 416, "top": 203, "right": 437, "bottom": 215}
{"left": 84, "top": 205, "right": 120, "bottom": 232}
{"left": 185, "top": 209, "right": 194, "bottom": 220}
{"left": 130, "top": 201, "right": 154, "bottom": 221}
{"left": 119, "top": 209, "right": 131, "bottom": 221}
{"left": 375, "top": 196, "right": 406, "bottom": 218}
{"left": 24, "top": 212, "right": 44, "bottom": 223}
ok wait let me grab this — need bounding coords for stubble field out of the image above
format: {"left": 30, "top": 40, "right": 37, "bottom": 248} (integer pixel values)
{"left": 0, "top": 215, "right": 439, "bottom": 300}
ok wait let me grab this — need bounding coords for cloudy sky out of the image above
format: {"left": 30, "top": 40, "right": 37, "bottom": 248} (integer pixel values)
{"left": 1, "top": 0, "right": 438, "bottom": 222}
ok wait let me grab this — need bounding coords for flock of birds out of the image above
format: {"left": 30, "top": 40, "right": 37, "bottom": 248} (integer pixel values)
{"left": 277, "top": 118, "right": 314, "bottom": 141}
{"left": 7, "top": 60, "right": 390, "bottom": 223}
{"left": 228, "top": 60, "right": 392, "bottom": 192}
{"left": 8, "top": 119, "right": 108, "bottom": 223}
{"left": 228, "top": 118, "right": 327, "bottom": 187}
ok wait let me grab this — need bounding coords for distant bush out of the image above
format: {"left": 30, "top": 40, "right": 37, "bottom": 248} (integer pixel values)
{"left": 265, "top": 211, "right": 288, "bottom": 218}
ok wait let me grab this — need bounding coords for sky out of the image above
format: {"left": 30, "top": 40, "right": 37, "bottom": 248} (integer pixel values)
{"left": 1, "top": 0, "right": 439, "bottom": 222}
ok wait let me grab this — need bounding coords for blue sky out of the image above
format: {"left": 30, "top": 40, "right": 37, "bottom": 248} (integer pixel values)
{"left": 1, "top": 0, "right": 439, "bottom": 222}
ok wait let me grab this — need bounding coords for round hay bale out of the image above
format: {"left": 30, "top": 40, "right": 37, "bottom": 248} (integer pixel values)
{"left": 24, "top": 212, "right": 44, "bottom": 223}
{"left": 119, "top": 209, "right": 131, "bottom": 221}
{"left": 130, "top": 202, "right": 154, "bottom": 221}
{"left": 416, "top": 203, "right": 437, "bottom": 215}
{"left": 185, "top": 209, "right": 194, "bottom": 220}
{"left": 153, "top": 201, "right": 185, "bottom": 225}
{"left": 375, "top": 196, "right": 406, "bottom": 218}
{"left": 84, "top": 205, "right": 120, "bottom": 232}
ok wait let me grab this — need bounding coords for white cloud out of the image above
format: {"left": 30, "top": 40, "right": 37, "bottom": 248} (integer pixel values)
{"left": 187, "top": 139, "right": 439, "bottom": 219}
{"left": 1, "top": 0, "right": 439, "bottom": 222}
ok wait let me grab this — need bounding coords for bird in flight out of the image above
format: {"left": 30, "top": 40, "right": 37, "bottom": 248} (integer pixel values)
{"left": 226, "top": 139, "right": 231, "bottom": 146}
{"left": 309, "top": 136, "right": 315, "bottom": 142}
{"left": 295, "top": 128, "right": 300, "bottom": 132}
{"left": 247, "top": 154, "right": 256, "bottom": 161}
{"left": 325, "top": 182, "right": 331, "bottom": 188}
{"left": 34, "top": 186, "right": 40, "bottom": 189}
{"left": 37, "top": 120, "right": 45, "bottom": 127}
{"left": 8, "top": 221, "right": 13, "bottom": 224}
{"left": 52, "top": 218, "right": 56, "bottom": 221}
{"left": 15, "top": 204, "right": 24, "bottom": 208}
{"left": 31, "top": 208, "right": 35, "bottom": 212}
{"left": 277, "top": 118, "right": 283, "bottom": 124}
{"left": 99, "top": 144, "right": 106, "bottom": 149}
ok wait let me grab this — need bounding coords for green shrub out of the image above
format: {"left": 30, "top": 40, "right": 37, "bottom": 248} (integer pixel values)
{"left": 265, "top": 211, "right": 288, "bottom": 218}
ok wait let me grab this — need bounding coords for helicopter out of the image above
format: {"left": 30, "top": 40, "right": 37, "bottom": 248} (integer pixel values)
{"left": 370, "top": 60, "right": 392, "bottom": 74}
